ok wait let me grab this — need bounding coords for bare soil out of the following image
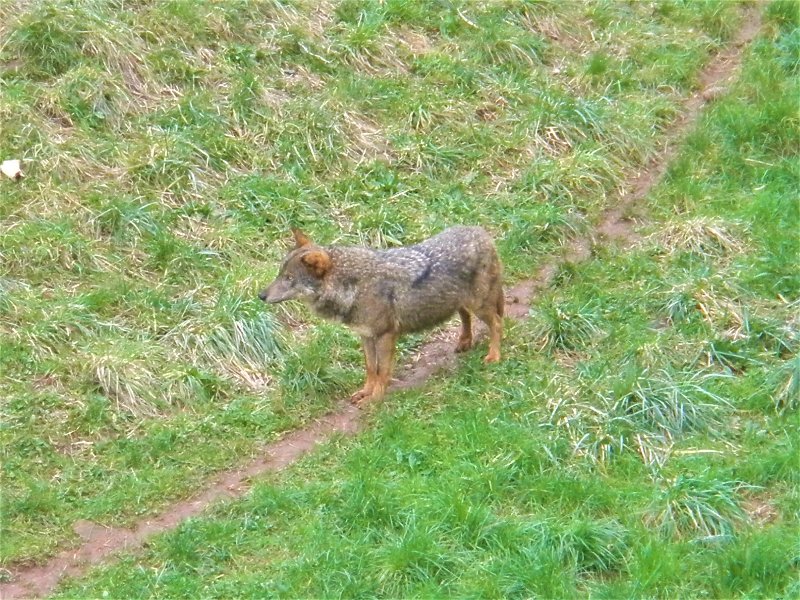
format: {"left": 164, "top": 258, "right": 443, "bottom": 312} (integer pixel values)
{"left": 0, "top": 8, "right": 762, "bottom": 599}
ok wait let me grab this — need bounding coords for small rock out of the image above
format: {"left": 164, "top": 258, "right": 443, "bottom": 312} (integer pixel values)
{"left": 702, "top": 86, "right": 725, "bottom": 102}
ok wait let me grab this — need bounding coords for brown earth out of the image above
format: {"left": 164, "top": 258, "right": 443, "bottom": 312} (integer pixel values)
{"left": 0, "top": 7, "right": 762, "bottom": 599}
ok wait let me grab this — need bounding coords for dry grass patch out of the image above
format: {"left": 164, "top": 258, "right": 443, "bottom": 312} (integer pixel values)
{"left": 342, "top": 111, "right": 394, "bottom": 164}
{"left": 647, "top": 217, "right": 749, "bottom": 258}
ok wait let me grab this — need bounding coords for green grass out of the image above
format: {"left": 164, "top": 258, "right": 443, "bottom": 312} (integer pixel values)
{"left": 1, "top": 0, "right": 798, "bottom": 597}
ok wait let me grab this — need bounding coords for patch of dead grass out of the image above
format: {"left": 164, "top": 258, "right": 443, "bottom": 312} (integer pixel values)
{"left": 646, "top": 217, "right": 749, "bottom": 258}
{"left": 342, "top": 111, "right": 394, "bottom": 164}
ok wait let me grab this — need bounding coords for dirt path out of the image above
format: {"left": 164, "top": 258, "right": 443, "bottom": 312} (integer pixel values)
{"left": 0, "top": 8, "right": 761, "bottom": 599}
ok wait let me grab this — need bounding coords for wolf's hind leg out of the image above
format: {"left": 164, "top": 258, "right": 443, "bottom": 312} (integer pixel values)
{"left": 456, "top": 308, "right": 473, "bottom": 352}
{"left": 475, "top": 289, "right": 503, "bottom": 363}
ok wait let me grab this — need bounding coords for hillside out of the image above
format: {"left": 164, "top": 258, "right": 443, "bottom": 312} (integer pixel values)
{"left": 1, "top": 1, "right": 798, "bottom": 597}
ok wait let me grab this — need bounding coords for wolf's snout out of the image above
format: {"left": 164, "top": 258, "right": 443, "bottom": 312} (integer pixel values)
{"left": 258, "top": 290, "right": 268, "bottom": 302}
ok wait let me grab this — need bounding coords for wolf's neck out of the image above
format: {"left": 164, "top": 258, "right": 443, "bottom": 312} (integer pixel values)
{"left": 312, "top": 276, "right": 358, "bottom": 324}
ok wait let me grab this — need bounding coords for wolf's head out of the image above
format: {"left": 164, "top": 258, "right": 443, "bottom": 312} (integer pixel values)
{"left": 259, "top": 229, "right": 331, "bottom": 304}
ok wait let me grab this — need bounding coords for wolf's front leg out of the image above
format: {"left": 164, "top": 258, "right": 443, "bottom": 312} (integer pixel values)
{"left": 370, "top": 332, "right": 397, "bottom": 401}
{"left": 351, "top": 332, "right": 397, "bottom": 405}
{"left": 350, "top": 336, "right": 377, "bottom": 405}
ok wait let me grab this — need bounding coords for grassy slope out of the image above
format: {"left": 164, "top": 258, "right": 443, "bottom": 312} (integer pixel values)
{"left": 52, "top": 1, "right": 800, "bottom": 597}
{"left": 0, "top": 0, "right": 797, "bottom": 595}
{"left": 0, "top": 0, "right": 746, "bottom": 564}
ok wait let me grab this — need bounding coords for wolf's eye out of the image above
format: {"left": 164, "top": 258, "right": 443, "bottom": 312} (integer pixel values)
{"left": 286, "top": 274, "right": 294, "bottom": 282}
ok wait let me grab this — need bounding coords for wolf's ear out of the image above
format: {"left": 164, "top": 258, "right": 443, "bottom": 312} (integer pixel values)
{"left": 292, "top": 228, "right": 312, "bottom": 248}
{"left": 301, "top": 250, "right": 331, "bottom": 277}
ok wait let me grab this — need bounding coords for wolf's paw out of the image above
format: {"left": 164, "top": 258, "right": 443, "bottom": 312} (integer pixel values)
{"left": 350, "top": 383, "right": 386, "bottom": 406}
{"left": 349, "top": 388, "right": 372, "bottom": 406}
{"left": 455, "top": 336, "right": 473, "bottom": 353}
{"left": 483, "top": 350, "right": 501, "bottom": 363}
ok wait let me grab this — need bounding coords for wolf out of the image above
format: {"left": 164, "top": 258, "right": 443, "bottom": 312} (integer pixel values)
{"left": 259, "top": 227, "right": 503, "bottom": 404}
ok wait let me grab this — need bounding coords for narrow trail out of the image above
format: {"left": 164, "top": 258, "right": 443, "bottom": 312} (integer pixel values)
{"left": 0, "top": 8, "right": 761, "bottom": 599}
